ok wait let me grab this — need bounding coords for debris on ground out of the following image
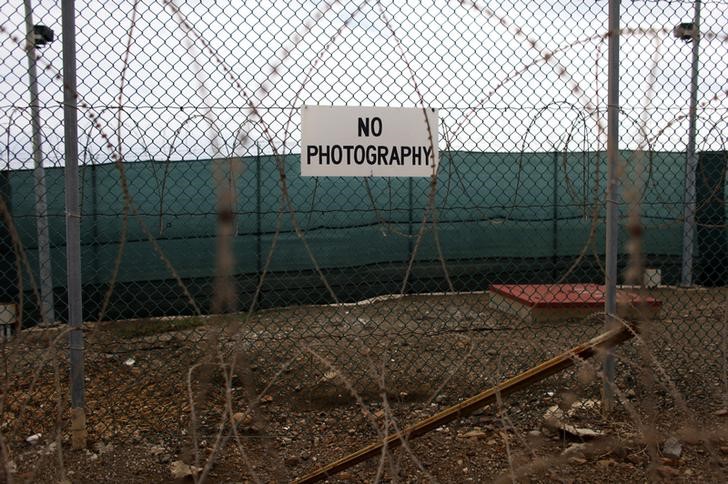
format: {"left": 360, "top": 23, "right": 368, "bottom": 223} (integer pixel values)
{"left": 662, "top": 436, "right": 682, "bottom": 459}
{"left": 169, "top": 460, "right": 201, "bottom": 479}
{"left": 543, "top": 405, "right": 605, "bottom": 439}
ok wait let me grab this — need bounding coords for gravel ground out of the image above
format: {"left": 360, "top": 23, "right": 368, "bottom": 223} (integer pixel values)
{"left": 2, "top": 287, "right": 727, "bottom": 482}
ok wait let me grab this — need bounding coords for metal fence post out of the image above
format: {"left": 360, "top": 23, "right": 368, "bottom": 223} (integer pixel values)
{"left": 680, "top": 0, "right": 702, "bottom": 287}
{"left": 604, "top": 0, "right": 621, "bottom": 410}
{"left": 23, "top": 0, "right": 55, "bottom": 326}
{"left": 61, "top": 0, "right": 86, "bottom": 449}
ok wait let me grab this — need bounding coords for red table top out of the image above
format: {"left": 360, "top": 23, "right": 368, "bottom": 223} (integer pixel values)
{"left": 489, "top": 284, "right": 662, "bottom": 309}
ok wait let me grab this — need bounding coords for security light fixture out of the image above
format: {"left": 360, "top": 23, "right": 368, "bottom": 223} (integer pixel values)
{"left": 33, "top": 25, "right": 54, "bottom": 47}
{"left": 673, "top": 22, "right": 696, "bottom": 42}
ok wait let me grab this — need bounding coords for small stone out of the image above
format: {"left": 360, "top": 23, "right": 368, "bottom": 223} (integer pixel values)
{"left": 625, "top": 389, "right": 636, "bottom": 399}
{"left": 527, "top": 430, "right": 542, "bottom": 438}
{"left": 597, "top": 459, "right": 616, "bottom": 467}
{"left": 150, "top": 444, "right": 166, "bottom": 456}
{"left": 562, "top": 443, "right": 587, "bottom": 456}
{"left": 339, "top": 471, "right": 354, "bottom": 480}
{"left": 461, "top": 430, "right": 487, "bottom": 440}
{"left": 260, "top": 395, "right": 273, "bottom": 404}
{"left": 95, "top": 442, "right": 114, "bottom": 455}
{"left": 170, "top": 460, "right": 201, "bottom": 479}
{"left": 662, "top": 437, "right": 682, "bottom": 459}
{"left": 374, "top": 410, "right": 385, "bottom": 419}
{"left": 25, "top": 433, "right": 41, "bottom": 445}
{"left": 714, "top": 408, "right": 728, "bottom": 416}
{"left": 124, "top": 358, "right": 135, "bottom": 366}
{"left": 719, "top": 446, "right": 728, "bottom": 455}
{"left": 568, "top": 457, "right": 587, "bottom": 465}
{"left": 233, "top": 412, "right": 253, "bottom": 427}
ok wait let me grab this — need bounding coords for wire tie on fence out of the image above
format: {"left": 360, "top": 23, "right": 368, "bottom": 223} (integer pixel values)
{"left": 65, "top": 210, "right": 81, "bottom": 219}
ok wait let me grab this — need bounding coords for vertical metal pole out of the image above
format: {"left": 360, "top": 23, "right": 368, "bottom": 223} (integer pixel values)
{"left": 62, "top": 0, "right": 86, "bottom": 449}
{"left": 407, "top": 178, "right": 413, "bottom": 260}
{"left": 255, "top": 143, "right": 262, "bottom": 279}
{"left": 680, "top": 0, "right": 702, "bottom": 287}
{"left": 23, "top": 0, "right": 55, "bottom": 326}
{"left": 604, "top": 0, "right": 621, "bottom": 409}
{"left": 552, "top": 151, "right": 559, "bottom": 280}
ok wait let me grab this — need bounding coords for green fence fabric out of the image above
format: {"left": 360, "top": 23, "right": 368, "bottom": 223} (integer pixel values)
{"left": 4, "top": 150, "right": 724, "bottom": 319}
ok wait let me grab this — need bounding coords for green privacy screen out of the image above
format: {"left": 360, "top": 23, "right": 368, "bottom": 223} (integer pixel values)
{"left": 3, "top": 150, "right": 718, "bottom": 321}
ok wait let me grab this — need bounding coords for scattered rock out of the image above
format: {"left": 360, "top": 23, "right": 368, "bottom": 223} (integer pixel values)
{"left": 435, "top": 394, "right": 447, "bottom": 404}
{"left": 719, "top": 446, "right": 728, "bottom": 455}
{"left": 527, "top": 430, "right": 542, "bottom": 438}
{"left": 662, "top": 437, "right": 682, "bottom": 459}
{"left": 170, "top": 460, "right": 201, "bottom": 479}
{"left": 6, "top": 460, "right": 16, "bottom": 474}
{"left": 373, "top": 409, "right": 385, "bottom": 419}
{"left": 339, "top": 471, "right": 354, "bottom": 481}
{"left": 123, "top": 358, "right": 135, "bottom": 367}
{"left": 568, "top": 456, "right": 587, "bottom": 465}
{"left": 25, "top": 433, "right": 41, "bottom": 445}
{"left": 233, "top": 412, "right": 253, "bottom": 427}
{"left": 625, "top": 389, "right": 636, "bottom": 399}
{"left": 150, "top": 444, "right": 166, "bottom": 456}
{"left": 95, "top": 442, "right": 114, "bottom": 455}
{"left": 597, "top": 458, "right": 616, "bottom": 467}
{"left": 714, "top": 408, "right": 728, "bottom": 417}
{"left": 260, "top": 395, "right": 273, "bottom": 404}
{"left": 460, "top": 430, "right": 488, "bottom": 440}
{"left": 562, "top": 443, "right": 587, "bottom": 456}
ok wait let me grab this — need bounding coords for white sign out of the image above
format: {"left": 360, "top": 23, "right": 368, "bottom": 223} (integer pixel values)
{"left": 301, "top": 105, "right": 439, "bottom": 177}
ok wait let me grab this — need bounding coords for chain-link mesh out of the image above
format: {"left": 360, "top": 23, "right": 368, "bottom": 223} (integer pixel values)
{"left": 1, "top": 0, "right": 726, "bottom": 481}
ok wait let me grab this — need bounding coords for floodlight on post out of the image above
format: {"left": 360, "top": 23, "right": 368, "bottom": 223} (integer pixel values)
{"left": 33, "top": 25, "right": 54, "bottom": 46}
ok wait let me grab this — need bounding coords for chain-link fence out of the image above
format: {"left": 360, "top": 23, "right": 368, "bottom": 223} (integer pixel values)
{"left": 1, "top": 0, "right": 727, "bottom": 481}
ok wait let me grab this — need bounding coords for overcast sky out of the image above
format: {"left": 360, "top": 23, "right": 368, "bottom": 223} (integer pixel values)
{"left": 1, "top": 0, "right": 727, "bottom": 169}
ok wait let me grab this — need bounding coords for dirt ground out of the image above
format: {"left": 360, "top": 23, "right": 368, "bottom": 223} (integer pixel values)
{"left": 2, "top": 287, "right": 727, "bottom": 482}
